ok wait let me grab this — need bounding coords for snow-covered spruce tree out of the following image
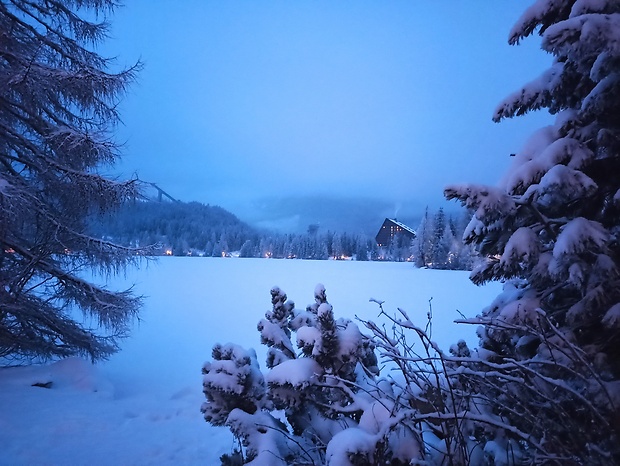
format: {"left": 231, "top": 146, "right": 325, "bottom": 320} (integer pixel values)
{"left": 0, "top": 0, "right": 143, "bottom": 361}
{"left": 445, "top": 0, "right": 620, "bottom": 462}
{"left": 411, "top": 207, "right": 475, "bottom": 270}
{"left": 202, "top": 285, "right": 436, "bottom": 466}
{"left": 412, "top": 207, "right": 433, "bottom": 268}
{"left": 430, "top": 208, "right": 448, "bottom": 268}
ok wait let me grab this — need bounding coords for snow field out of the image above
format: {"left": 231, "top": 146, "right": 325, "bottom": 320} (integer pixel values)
{"left": 0, "top": 258, "right": 502, "bottom": 465}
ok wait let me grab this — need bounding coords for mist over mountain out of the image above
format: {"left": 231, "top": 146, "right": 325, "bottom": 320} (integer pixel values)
{"left": 133, "top": 182, "right": 445, "bottom": 236}
{"left": 230, "top": 195, "right": 427, "bottom": 236}
{"left": 89, "top": 183, "right": 466, "bottom": 261}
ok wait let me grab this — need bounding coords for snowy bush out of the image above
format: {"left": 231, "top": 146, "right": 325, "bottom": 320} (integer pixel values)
{"left": 202, "top": 285, "right": 439, "bottom": 465}
{"left": 205, "top": 285, "right": 613, "bottom": 465}
{"left": 203, "top": 287, "right": 537, "bottom": 465}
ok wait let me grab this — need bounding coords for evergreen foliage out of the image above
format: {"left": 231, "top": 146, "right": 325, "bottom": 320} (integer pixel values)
{"left": 92, "top": 200, "right": 377, "bottom": 260}
{"left": 444, "top": 0, "right": 620, "bottom": 461}
{"left": 202, "top": 286, "right": 413, "bottom": 466}
{"left": 90, "top": 200, "right": 258, "bottom": 255}
{"left": 0, "top": 0, "right": 143, "bottom": 362}
{"left": 410, "top": 207, "right": 475, "bottom": 270}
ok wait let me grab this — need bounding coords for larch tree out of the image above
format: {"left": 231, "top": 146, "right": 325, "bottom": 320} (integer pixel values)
{"left": 0, "top": 0, "right": 144, "bottom": 362}
{"left": 445, "top": 0, "right": 620, "bottom": 461}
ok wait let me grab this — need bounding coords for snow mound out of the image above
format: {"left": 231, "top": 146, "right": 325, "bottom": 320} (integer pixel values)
{"left": 0, "top": 357, "right": 113, "bottom": 395}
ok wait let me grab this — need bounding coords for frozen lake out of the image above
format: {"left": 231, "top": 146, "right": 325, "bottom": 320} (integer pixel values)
{"left": 1, "top": 258, "right": 503, "bottom": 465}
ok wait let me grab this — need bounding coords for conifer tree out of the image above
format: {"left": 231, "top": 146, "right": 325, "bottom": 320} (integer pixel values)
{"left": 412, "top": 207, "right": 433, "bottom": 267}
{"left": 439, "top": 226, "right": 458, "bottom": 269}
{"left": 0, "top": 0, "right": 142, "bottom": 361}
{"left": 430, "top": 208, "right": 448, "bottom": 268}
{"left": 239, "top": 240, "right": 255, "bottom": 258}
{"left": 445, "top": 0, "right": 620, "bottom": 461}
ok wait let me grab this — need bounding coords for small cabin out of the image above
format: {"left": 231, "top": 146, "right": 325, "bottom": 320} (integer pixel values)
{"left": 375, "top": 218, "right": 416, "bottom": 248}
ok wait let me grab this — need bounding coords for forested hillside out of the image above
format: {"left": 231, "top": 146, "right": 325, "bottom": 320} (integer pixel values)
{"left": 89, "top": 200, "right": 376, "bottom": 260}
{"left": 91, "top": 200, "right": 476, "bottom": 268}
{"left": 89, "top": 201, "right": 259, "bottom": 255}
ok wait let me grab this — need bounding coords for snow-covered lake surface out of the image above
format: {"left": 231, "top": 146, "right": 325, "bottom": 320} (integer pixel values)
{"left": 1, "top": 258, "right": 502, "bottom": 465}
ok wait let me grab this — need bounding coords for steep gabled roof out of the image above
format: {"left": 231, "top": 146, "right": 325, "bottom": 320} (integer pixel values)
{"left": 388, "top": 219, "right": 415, "bottom": 236}
{"left": 375, "top": 218, "right": 416, "bottom": 247}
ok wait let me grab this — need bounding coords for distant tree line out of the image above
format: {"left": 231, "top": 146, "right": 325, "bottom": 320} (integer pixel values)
{"left": 378, "top": 207, "right": 476, "bottom": 270}
{"left": 90, "top": 200, "right": 476, "bottom": 269}
{"left": 89, "top": 201, "right": 377, "bottom": 260}
{"left": 239, "top": 230, "right": 377, "bottom": 261}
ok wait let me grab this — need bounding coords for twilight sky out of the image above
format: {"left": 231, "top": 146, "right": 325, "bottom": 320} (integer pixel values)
{"left": 105, "top": 1, "right": 552, "bottom": 225}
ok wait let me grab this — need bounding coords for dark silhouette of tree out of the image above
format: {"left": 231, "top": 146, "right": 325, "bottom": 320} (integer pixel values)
{"left": 0, "top": 0, "right": 143, "bottom": 362}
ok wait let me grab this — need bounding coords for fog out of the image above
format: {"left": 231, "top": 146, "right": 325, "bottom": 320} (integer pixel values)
{"left": 106, "top": 1, "right": 553, "bottom": 229}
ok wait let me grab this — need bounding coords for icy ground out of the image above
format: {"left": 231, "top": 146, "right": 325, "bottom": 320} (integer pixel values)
{"left": 0, "top": 258, "right": 502, "bottom": 465}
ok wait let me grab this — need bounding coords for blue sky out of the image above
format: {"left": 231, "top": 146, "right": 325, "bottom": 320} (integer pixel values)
{"left": 105, "top": 1, "right": 552, "bottom": 222}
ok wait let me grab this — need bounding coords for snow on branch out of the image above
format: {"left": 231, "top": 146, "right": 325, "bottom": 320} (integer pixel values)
{"left": 553, "top": 216, "right": 609, "bottom": 258}
{"left": 508, "top": 0, "right": 573, "bottom": 44}
{"left": 493, "top": 62, "right": 565, "bottom": 121}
